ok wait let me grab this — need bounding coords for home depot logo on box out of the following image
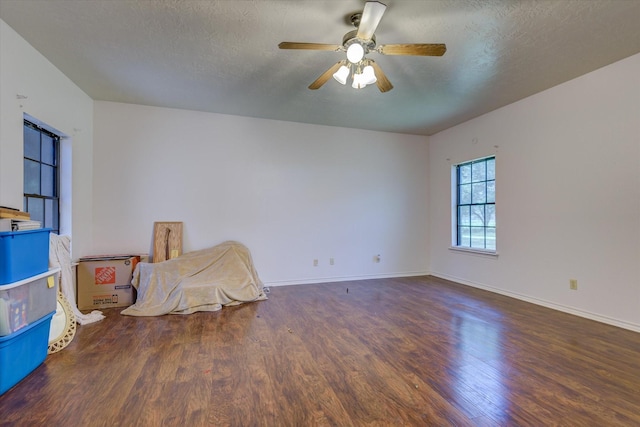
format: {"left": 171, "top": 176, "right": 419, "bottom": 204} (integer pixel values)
{"left": 94, "top": 266, "right": 117, "bottom": 284}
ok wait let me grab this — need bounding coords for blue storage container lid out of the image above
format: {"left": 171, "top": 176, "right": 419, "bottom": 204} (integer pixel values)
{"left": 0, "top": 310, "right": 55, "bottom": 344}
{"left": 0, "top": 228, "right": 52, "bottom": 285}
{"left": 0, "top": 228, "right": 52, "bottom": 237}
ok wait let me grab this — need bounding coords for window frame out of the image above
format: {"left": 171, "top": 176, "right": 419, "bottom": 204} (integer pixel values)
{"left": 450, "top": 155, "right": 497, "bottom": 256}
{"left": 23, "top": 120, "right": 60, "bottom": 234}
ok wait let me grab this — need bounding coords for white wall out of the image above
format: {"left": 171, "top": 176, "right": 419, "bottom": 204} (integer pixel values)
{"left": 93, "top": 102, "right": 429, "bottom": 285}
{"left": 0, "top": 19, "right": 94, "bottom": 258}
{"left": 428, "top": 53, "right": 640, "bottom": 331}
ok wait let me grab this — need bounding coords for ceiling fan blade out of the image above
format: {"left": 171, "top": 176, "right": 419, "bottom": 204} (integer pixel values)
{"left": 279, "top": 42, "right": 342, "bottom": 52}
{"left": 369, "top": 61, "right": 393, "bottom": 92}
{"left": 378, "top": 43, "right": 447, "bottom": 56}
{"left": 356, "top": 1, "right": 387, "bottom": 40}
{"left": 309, "top": 61, "right": 345, "bottom": 90}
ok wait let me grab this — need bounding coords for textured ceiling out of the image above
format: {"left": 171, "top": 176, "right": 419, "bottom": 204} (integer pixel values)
{"left": 1, "top": 0, "right": 640, "bottom": 136}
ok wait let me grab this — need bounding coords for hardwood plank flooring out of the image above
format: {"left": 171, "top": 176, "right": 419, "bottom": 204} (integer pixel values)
{"left": 1, "top": 275, "right": 640, "bottom": 426}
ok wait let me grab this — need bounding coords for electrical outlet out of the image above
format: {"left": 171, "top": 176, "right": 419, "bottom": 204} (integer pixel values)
{"left": 373, "top": 254, "right": 381, "bottom": 263}
{"left": 330, "top": 258, "right": 334, "bottom": 265}
{"left": 569, "top": 279, "right": 578, "bottom": 290}
{"left": 313, "top": 259, "right": 318, "bottom": 267}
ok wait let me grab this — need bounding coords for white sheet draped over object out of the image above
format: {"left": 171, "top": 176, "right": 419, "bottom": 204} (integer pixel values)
{"left": 121, "top": 241, "right": 267, "bottom": 316}
{"left": 49, "top": 233, "right": 105, "bottom": 324}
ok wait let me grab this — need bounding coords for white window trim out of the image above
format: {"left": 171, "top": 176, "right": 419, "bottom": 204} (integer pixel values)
{"left": 450, "top": 155, "right": 497, "bottom": 254}
{"left": 448, "top": 245, "right": 498, "bottom": 257}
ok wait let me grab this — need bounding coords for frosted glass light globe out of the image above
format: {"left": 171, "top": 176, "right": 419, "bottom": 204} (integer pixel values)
{"left": 362, "top": 65, "right": 377, "bottom": 85}
{"left": 332, "top": 65, "right": 350, "bottom": 85}
{"left": 346, "top": 43, "right": 364, "bottom": 63}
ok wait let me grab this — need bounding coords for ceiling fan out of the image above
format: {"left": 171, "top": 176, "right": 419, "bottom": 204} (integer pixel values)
{"left": 278, "top": 1, "right": 446, "bottom": 92}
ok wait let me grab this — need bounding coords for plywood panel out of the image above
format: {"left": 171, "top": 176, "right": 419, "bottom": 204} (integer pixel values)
{"left": 152, "top": 222, "right": 183, "bottom": 262}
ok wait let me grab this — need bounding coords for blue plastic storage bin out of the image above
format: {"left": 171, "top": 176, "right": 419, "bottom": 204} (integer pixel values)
{"left": 0, "top": 311, "right": 54, "bottom": 395}
{"left": 0, "top": 229, "right": 51, "bottom": 285}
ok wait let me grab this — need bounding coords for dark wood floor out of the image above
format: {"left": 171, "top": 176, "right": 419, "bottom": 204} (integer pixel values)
{"left": 1, "top": 276, "right": 640, "bottom": 426}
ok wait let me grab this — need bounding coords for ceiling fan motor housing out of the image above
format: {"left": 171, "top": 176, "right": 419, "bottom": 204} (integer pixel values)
{"left": 342, "top": 30, "right": 376, "bottom": 55}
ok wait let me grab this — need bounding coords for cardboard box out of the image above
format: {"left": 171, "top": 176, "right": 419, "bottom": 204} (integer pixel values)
{"left": 77, "top": 256, "right": 140, "bottom": 310}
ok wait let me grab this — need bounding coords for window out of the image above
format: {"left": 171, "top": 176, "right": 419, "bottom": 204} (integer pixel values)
{"left": 455, "top": 156, "right": 495, "bottom": 251}
{"left": 23, "top": 120, "right": 60, "bottom": 234}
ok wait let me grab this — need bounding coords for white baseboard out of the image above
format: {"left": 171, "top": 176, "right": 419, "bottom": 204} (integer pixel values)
{"left": 430, "top": 271, "right": 640, "bottom": 334}
{"left": 264, "top": 270, "right": 429, "bottom": 287}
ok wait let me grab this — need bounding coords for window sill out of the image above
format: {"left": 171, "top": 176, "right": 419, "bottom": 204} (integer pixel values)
{"left": 448, "top": 246, "right": 499, "bottom": 257}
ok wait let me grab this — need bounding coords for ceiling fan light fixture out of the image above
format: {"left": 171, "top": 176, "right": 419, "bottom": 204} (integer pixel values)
{"left": 346, "top": 43, "right": 365, "bottom": 63}
{"left": 332, "top": 65, "right": 350, "bottom": 85}
{"left": 362, "top": 65, "right": 377, "bottom": 85}
{"left": 352, "top": 72, "right": 366, "bottom": 89}
{"left": 280, "top": 0, "right": 445, "bottom": 92}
